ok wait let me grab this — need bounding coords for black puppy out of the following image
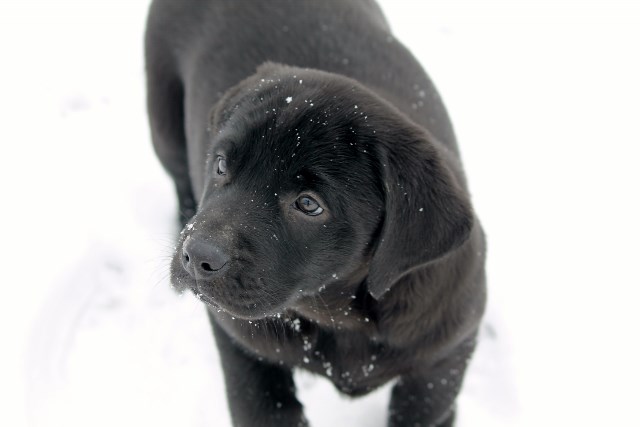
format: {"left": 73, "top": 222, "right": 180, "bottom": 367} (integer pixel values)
{"left": 145, "top": 1, "right": 486, "bottom": 426}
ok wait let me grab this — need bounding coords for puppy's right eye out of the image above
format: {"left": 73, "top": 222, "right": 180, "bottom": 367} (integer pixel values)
{"left": 217, "top": 156, "right": 227, "bottom": 175}
{"left": 295, "top": 195, "right": 324, "bottom": 216}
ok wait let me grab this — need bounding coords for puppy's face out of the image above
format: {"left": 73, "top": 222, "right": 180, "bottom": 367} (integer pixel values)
{"left": 172, "top": 68, "right": 385, "bottom": 319}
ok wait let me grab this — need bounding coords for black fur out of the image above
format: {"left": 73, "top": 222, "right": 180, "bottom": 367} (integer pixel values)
{"left": 145, "top": 1, "right": 486, "bottom": 426}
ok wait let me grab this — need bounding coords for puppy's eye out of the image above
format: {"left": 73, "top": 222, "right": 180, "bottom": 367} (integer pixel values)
{"left": 295, "top": 195, "right": 324, "bottom": 216}
{"left": 217, "top": 156, "right": 227, "bottom": 175}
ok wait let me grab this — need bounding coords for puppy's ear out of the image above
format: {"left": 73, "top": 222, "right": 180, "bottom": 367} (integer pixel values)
{"left": 368, "top": 123, "right": 473, "bottom": 300}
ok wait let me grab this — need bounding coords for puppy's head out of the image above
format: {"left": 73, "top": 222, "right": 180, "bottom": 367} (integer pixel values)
{"left": 171, "top": 64, "right": 472, "bottom": 319}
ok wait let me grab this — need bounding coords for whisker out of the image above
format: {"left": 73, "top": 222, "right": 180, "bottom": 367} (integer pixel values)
{"left": 315, "top": 292, "right": 337, "bottom": 332}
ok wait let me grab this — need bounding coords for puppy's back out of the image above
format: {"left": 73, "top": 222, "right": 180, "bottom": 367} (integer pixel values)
{"left": 146, "top": 0, "right": 458, "bottom": 154}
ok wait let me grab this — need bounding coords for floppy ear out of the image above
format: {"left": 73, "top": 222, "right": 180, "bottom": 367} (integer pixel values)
{"left": 368, "top": 124, "right": 474, "bottom": 300}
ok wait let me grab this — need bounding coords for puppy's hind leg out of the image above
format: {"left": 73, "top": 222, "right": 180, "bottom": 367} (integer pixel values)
{"left": 146, "top": 55, "right": 196, "bottom": 226}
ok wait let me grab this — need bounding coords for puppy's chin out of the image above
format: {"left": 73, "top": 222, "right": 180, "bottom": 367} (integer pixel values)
{"left": 200, "top": 293, "right": 280, "bottom": 321}
{"left": 170, "top": 276, "right": 283, "bottom": 321}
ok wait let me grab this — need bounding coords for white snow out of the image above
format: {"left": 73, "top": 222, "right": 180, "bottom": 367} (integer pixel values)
{"left": 1, "top": 1, "right": 639, "bottom": 427}
{"left": 286, "top": 96, "right": 293, "bottom": 104}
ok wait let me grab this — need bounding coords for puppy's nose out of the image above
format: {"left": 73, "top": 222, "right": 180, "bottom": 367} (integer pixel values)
{"left": 182, "top": 238, "right": 229, "bottom": 278}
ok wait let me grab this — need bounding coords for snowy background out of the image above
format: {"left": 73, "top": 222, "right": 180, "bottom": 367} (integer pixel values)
{"left": 1, "top": 0, "right": 639, "bottom": 426}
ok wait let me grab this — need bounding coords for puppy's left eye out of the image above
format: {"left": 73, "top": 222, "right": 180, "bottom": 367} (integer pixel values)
{"left": 217, "top": 156, "right": 227, "bottom": 175}
{"left": 295, "top": 195, "right": 324, "bottom": 216}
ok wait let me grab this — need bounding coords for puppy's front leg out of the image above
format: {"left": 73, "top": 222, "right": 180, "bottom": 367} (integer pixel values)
{"left": 209, "top": 314, "right": 309, "bottom": 427}
{"left": 387, "top": 341, "right": 475, "bottom": 427}
{"left": 387, "top": 373, "right": 457, "bottom": 427}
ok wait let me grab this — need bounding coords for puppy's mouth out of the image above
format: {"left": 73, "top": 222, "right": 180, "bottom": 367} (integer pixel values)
{"left": 191, "top": 288, "right": 220, "bottom": 308}
{"left": 172, "top": 261, "right": 284, "bottom": 320}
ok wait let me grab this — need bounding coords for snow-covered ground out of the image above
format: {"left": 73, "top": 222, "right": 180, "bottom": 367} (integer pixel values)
{"left": 1, "top": 1, "right": 639, "bottom": 426}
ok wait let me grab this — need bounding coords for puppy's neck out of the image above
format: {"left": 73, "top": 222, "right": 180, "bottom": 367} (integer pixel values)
{"left": 291, "top": 266, "right": 379, "bottom": 334}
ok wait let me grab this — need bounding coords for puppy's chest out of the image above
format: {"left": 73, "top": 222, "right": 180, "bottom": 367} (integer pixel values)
{"left": 222, "top": 314, "right": 399, "bottom": 395}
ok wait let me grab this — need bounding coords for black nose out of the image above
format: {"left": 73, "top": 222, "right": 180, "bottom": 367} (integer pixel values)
{"left": 182, "top": 237, "right": 230, "bottom": 279}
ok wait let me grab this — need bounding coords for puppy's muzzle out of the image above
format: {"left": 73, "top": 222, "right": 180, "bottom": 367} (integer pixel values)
{"left": 182, "top": 237, "right": 229, "bottom": 280}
